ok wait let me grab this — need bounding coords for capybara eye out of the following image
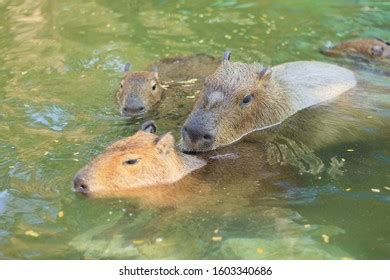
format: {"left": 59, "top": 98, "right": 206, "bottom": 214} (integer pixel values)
{"left": 123, "top": 159, "right": 139, "bottom": 165}
{"left": 152, "top": 84, "right": 157, "bottom": 91}
{"left": 241, "top": 95, "right": 253, "bottom": 106}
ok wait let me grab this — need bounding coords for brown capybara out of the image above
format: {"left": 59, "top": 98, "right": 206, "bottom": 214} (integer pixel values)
{"left": 72, "top": 121, "right": 289, "bottom": 208}
{"left": 116, "top": 65, "right": 163, "bottom": 117}
{"left": 73, "top": 121, "right": 206, "bottom": 195}
{"left": 116, "top": 54, "right": 219, "bottom": 118}
{"left": 321, "top": 38, "right": 390, "bottom": 60}
{"left": 180, "top": 51, "right": 356, "bottom": 152}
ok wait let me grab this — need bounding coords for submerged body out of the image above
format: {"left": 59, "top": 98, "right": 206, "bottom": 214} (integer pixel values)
{"left": 117, "top": 54, "right": 219, "bottom": 118}
{"left": 181, "top": 52, "right": 357, "bottom": 152}
{"left": 72, "top": 121, "right": 285, "bottom": 207}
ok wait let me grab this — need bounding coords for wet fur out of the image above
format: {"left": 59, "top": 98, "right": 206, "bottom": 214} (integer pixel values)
{"left": 182, "top": 60, "right": 356, "bottom": 151}
{"left": 321, "top": 38, "right": 390, "bottom": 59}
{"left": 117, "top": 54, "right": 220, "bottom": 117}
{"left": 74, "top": 130, "right": 206, "bottom": 195}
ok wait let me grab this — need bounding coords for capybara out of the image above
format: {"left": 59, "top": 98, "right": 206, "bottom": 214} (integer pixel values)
{"left": 73, "top": 121, "right": 206, "bottom": 195}
{"left": 117, "top": 54, "right": 219, "bottom": 118}
{"left": 72, "top": 121, "right": 291, "bottom": 207}
{"left": 321, "top": 38, "right": 390, "bottom": 60}
{"left": 181, "top": 51, "right": 357, "bottom": 152}
{"left": 116, "top": 65, "right": 163, "bottom": 117}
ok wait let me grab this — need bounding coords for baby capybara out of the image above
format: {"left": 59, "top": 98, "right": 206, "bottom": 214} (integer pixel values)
{"left": 117, "top": 54, "right": 219, "bottom": 118}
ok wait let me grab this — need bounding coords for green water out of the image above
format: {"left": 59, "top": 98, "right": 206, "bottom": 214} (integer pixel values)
{"left": 0, "top": 0, "right": 389, "bottom": 259}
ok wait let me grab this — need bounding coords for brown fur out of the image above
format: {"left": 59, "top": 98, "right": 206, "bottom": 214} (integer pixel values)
{"left": 181, "top": 58, "right": 356, "bottom": 152}
{"left": 73, "top": 129, "right": 206, "bottom": 196}
{"left": 321, "top": 38, "right": 390, "bottom": 59}
{"left": 116, "top": 54, "right": 219, "bottom": 117}
{"left": 202, "top": 61, "right": 290, "bottom": 147}
{"left": 72, "top": 124, "right": 293, "bottom": 208}
{"left": 117, "top": 71, "right": 163, "bottom": 117}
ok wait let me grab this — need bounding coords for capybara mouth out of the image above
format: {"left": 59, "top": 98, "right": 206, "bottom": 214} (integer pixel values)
{"left": 182, "top": 150, "right": 200, "bottom": 155}
{"left": 72, "top": 185, "right": 92, "bottom": 197}
{"left": 121, "top": 110, "right": 147, "bottom": 119}
{"left": 73, "top": 190, "right": 92, "bottom": 198}
{"left": 178, "top": 140, "right": 214, "bottom": 154}
{"left": 72, "top": 171, "right": 94, "bottom": 196}
{"left": 72, "top": 184, "right": 90, "bottom": 194}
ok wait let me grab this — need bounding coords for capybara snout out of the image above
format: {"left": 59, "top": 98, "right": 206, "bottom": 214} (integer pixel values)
{"left": 181, "top": 116, "right": 217, "bottom": 152}
{"left": 121, "top": 95, "right": 146, "bottom": 116}
{"left": 73, "top": 169, "right": 90, "bottom": 195}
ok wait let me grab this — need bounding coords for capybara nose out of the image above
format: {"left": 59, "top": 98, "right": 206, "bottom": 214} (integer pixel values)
{"left": 73, "top": 174, "right": 90, "bottom": 194}
{"left": 122, "top": 105, "right": 146, "bottom": 116}
{"left": 182, "top": 125, "right": 215, "bottom": 149}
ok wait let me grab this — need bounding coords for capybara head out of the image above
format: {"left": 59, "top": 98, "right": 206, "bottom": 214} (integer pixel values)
{"left": 73, "top": 121, "right": 205, "bottom": 196}
{"left": 116, "top": 64, "right": 164, "bottom": 117}
{"left": 181, "top": 51, "right": 281, "bottom": 152}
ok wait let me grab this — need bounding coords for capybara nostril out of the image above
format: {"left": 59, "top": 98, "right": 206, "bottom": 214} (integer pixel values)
{"left": 182, "top": 125, "right": 215, "bottom": 149}
{"left": 73, "top": 175, "right": 90, "bottom": 194}
{"left": 127, "top": 105, "right": 146, "bottom": 114}
{"left": 182, "top": 125, "right": 197, "bottom": 142}
{"left": 136, "top": 106, "right": 146, "bottom": 112}
{"left": 122, "top": 105, "right": 145, "bottom": 116}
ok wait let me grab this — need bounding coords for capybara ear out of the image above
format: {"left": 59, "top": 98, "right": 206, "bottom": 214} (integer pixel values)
{"left": 155, "top": 132, "right": 175, "bottom": 154}
{"left": 375, "top": 38, "right": 390, "bottom": 46}
{"left": 140, "top": 120, "right": 157, "bottom": 134}
{"left": 258, "top": 67, "right": 272, "bottom": 81}
{"left": 152, "top": 65, "right": 159, "bottom": 79}
{"left": 223, "top": 50, "right": 231, "bottom": 62}
{"left": 370, "top": 45, "right": 384, "bottom": 57}
{"left": 124, "top": 63, "right": 131, "bottom": 72}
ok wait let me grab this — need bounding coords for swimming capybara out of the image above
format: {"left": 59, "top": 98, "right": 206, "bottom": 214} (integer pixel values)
{"left": 72, "top": 121, "right": 291, "bottom": 207}
{"left": 117, "top": 65, "right": 163, "bottom": 117}
{"left": 321, "top": 38, "right": 390, "bottom": 60}
{"left": 117, "top": 54, "right": 219, "bottom": 118}
{"left": 181, "top": 51, "right": 357, "bottom": 152}
{"left": 73, "top": 121, "right": 207, "bottom": 195}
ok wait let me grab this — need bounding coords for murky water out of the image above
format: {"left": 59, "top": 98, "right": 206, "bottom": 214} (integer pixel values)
{"left": 0, "top": 0, "right": 389, "bottom": 259}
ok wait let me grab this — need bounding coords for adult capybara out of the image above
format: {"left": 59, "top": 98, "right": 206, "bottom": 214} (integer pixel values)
{"left": 181, "top": 51, "right": 356, "bottom": 152}
{"left": 321, "top": 38, "right": 390, "bottom": 60}
{"left": 117, "top": 54, "right": 219, "bottom": 118}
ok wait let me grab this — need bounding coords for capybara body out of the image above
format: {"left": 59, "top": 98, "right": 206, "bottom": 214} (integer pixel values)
{"left": 72, "top": 122, "right": 288, "bottom": 208}
{"left": 181, "top": 52, "right": 357, "bottom": 152}
{"left": 117, "top": 54, "right": 219, "bottom": 117}
{"left": 321, "top": 38, "right": 390, "bottom": 60}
